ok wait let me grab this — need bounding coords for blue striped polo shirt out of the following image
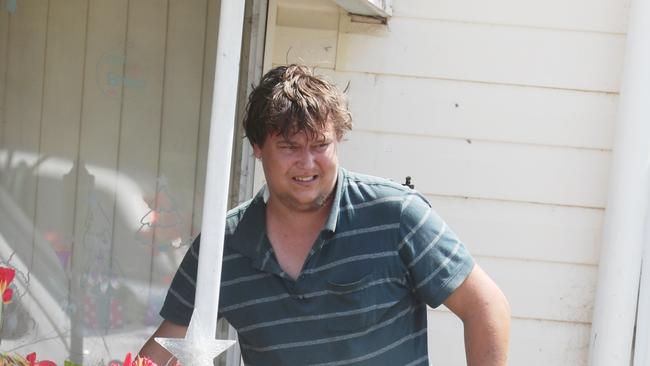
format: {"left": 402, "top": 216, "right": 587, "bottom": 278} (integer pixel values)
{"left": 160, "top": 168, "right": 475, "bottom": 365}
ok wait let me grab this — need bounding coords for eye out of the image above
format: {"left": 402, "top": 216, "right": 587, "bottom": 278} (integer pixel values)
{"left": 314, "top": 142, "right": 330, "bottom": 152}
{"left": 280, "top": 144, "right": 298, "bottom": 151}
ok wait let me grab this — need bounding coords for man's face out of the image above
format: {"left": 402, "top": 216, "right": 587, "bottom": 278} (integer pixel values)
{"left": 253, "top": 123, "right": 339, "bottom": 213}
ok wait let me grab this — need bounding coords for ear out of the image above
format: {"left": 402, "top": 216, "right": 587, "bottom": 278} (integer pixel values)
{"left": 252, "top": 144, "right": 263, "bottom": 159}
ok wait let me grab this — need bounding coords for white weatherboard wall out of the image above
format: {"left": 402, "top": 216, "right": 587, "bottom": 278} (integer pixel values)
{"left": 263, "top": 0, "right": 627, "bottom": 364}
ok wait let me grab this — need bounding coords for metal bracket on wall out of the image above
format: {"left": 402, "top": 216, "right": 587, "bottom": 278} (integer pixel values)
{"left": 402, "top": 176, "right": 414, "bottom": 189}
{"left": 334, "top": 0, "right": 392, "bottom": 19}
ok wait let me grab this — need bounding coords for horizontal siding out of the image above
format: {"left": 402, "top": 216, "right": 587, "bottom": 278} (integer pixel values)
{"left": 322, "top": 70, "right": 617, "bottom": 150}
{"left": 267, "top": 0, "right": 619, "bottom": 364}
{"left": 277, "top": 2, "right": 339, "bottom": 30}
{"left": 336, "top": 16, "right": 625, "bottom": 92}
{"left": 427, "top": 310, "right": 590, "bottom": 365}
{"left": 427, "top": 195, "right": 603, "bottom": 265}
{"left": 279, "top": 0, "right": 629, "bottom": 35}
{"left": 338, "top": 131, "right": 610, "bottom": 208}
{"left": 478, "top": 256, "right": 596, "bottom": 323}
{"left": 278, "top": 0, "right": 340, "bottom": 13}
{"left": 425, "top": 256, "right": 596, "bottom": 324}
{"left": 272, "top": 26, "right": 338, "bottom": 69}
{"left": 393, "top": 0, "right": 629, "bottom": 34}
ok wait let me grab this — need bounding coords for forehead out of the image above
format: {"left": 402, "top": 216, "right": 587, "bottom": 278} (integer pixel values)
{"left": 271, "top": 123, "right": 336, "bottom": 143}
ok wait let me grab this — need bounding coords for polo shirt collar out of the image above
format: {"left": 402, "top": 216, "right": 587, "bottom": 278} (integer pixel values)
{"left": 226, "top": 188, "right": 267, "bottom": 264}
{"left": 227, "top": 167, "right": 346, "bottom": 266}
{"left": 322, "top": 167, "right": 345, "bottom": 234}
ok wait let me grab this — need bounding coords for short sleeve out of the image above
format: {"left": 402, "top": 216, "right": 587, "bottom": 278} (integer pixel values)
{"left": 398, "top": 194, "right": 474, "bottom": 308}
{"left": 159, "top": 235, "right": 200, "bottom": 326}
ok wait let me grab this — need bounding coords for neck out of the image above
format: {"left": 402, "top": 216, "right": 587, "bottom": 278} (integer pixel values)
{"left": 267, "top": 195, "right": 333, "bottom": 231}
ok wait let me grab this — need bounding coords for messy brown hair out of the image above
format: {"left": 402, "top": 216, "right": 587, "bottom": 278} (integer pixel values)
{"left": 243, "top": 64, "right": 352, "bottom": 146}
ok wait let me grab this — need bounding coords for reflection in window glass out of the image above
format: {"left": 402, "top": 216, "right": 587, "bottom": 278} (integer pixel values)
{"left": 0, "top": 0, "right": 224, "bottom": 363}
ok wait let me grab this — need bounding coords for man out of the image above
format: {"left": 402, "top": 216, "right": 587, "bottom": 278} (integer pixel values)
{"left": 140, "top": 65, "right": 510, "bottom": 365}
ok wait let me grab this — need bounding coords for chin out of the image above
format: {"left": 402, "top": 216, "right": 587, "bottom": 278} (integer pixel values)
{"left": 291, "top": 195, "right": 330, "bottom": 212}
{"left": 294, "top": 200, "right": 325, "bottom": 212}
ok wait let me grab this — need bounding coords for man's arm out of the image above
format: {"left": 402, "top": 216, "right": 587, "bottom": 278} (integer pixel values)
{"left": 443, "top": 264, "right": 511, "bottom": 366}
{"left": 139, "top": 320, "right": 188, "bottom": 366}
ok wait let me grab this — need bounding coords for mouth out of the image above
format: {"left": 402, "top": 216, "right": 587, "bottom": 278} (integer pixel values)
{"left": 292, "top": 175, "right": 318, "bottom": 183}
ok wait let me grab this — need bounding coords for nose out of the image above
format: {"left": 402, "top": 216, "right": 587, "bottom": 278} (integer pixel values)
{"left": 296, "top": 148, "right": 316, "bottom": 169}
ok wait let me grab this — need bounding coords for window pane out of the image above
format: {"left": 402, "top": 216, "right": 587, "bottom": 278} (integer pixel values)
{"left": 0, "top": 0, "right": 222, "bottom": 363}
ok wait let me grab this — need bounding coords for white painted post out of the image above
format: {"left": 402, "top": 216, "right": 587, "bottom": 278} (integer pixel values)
{"left": 155, "top": 0, "right": 246, "bottom": 364}
{"left": 631, "top": 0, "right": 650, "bottom": 357}
{"left": 588, "top": 0, "right": 650, "bottom": 364}
{"left": 635, "top": 186, "right": 650, "bottom": 365}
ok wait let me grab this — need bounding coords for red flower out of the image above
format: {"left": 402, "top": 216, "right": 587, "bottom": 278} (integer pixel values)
{"left": 111, "top": 353, "right": 159, "bottom": 366}
{"left": 110, "top": 353, "right": 131, "bottom": 366}
{"left": 133, "top": 354, "right": 157, "bottom": 366}
{"left": 2, "top": 287, "right": 12, "bottom": 303}
{"left": 0, "top": 266, "right": 15, "bottom": 304}
{"left": 25, "top": 352, "right": 56, "bottom": 366}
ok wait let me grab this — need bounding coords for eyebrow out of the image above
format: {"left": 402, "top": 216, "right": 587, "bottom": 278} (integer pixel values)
{"left": 277, "top": 139, "right": 298, "bottom": 145}
{"left": 314, "top": 136, "right": 333, "bottom": 143}
{"left": 276, "top": 134, "right": 332, "bottom": 145}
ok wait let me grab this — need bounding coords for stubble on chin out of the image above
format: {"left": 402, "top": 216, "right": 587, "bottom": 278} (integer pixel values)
{"left": 278, "top": 189, "right": 334, "bottom": 213}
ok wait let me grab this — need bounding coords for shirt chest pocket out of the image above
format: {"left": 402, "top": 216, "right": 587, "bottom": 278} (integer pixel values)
{"left": 323, "top": 272, "right": 382, "bottom": 333}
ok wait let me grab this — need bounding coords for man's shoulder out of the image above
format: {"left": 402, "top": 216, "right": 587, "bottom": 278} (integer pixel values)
{"left": 340, "top": 169, "right": 432, "bottom": 216}
{"left": 227, "top": 197, "right": 255, "bottom": 217}
{"left": 342, "top": 169, "right": 414, "bottom": 198}
{"left": 225, "top": 196, "right": 258, "bottom": 234}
